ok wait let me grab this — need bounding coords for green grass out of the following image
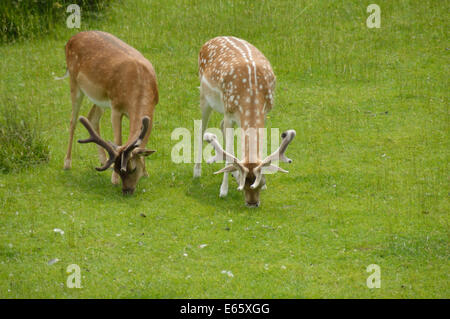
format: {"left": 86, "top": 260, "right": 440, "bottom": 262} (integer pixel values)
{"left": 0, "top": 98, "right": 49, "bottom": 173}
{"left": 0, "top": 0, "right": 110, "bottom": 43}
{"left": 0, "top": 0, "right": 448, "bottom": 298}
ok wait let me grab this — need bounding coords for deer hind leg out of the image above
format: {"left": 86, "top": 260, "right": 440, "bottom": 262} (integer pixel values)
{"left": 87, "top": 105, "right": 106, "bottom": 166}
{"left": 219, "top": 116, "right": 234, "bottom": 197}
{"left": 193, "top": 94, "right": 212, "bottom": 178}
{"left": 64, "top": 83, "right": 84, "bottom": 169}
{"left": 111, "top": 109, "right": 123, "bottom": 185}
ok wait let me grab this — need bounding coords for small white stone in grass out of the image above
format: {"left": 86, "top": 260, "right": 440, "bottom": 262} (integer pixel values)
{"left": 228, "top": 219, "right": 233, "bottom": 223}
{"left": 199, "top": 244, "right": 208, "bottom": 249}
{"left": 48, "top": 258, "right": 59, "bottom": 266}
{"left": 116, "top": 233, "right": 121, "bottom": 237}
{"left": 221, "top": 270, "right": 234, "bottom": 277}
{"left": 264, "top": 264, "right": 269, "bottom": 270}
{"left": 53, "top": 228, "right": 64, "bottom": 235}
{"left": 183, "top": 253, "right": 188, "bottom": 257}
{"left": 281, "top": 265, "right": 287, "bottom": 270}
{"left": 15, "top": 211, "right": 19, "bottom": 216}
{"left": 128, "top": 269, "right": 132, "bottom": 273}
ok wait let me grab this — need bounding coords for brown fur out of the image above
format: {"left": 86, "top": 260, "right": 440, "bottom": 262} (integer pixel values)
{"left": 62, "top": 31, "right": 158, "bottom": 194}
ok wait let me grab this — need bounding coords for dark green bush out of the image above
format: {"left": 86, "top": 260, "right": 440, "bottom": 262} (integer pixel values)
{"left": 0, "top": 0, "right": 111, "bottom": 43}
{"left": 0, "top": 99, "right": 50, "bottom": 173}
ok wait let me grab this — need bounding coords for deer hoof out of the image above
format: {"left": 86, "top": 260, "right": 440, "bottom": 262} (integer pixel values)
{"left": 111, "top": 172, "right": 120, "bottom": 185}
{"left": 63, "top": 158, "right": 72, "bottom": 170}
{"left": 219, "top": 184, "right": 228, "bottom": 197}
{"left": 193, "top": 165, "right": 201, "bottom": 178}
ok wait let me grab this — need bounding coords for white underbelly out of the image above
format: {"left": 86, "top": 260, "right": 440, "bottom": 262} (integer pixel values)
{"left": 81, "top": 89, "right": 111, "bottom": 109}
{"left": 201, "top": 76, "right": 224, "bottom": 114}
{"left": 205, "top": 93, "right": 224, "bottom": 114}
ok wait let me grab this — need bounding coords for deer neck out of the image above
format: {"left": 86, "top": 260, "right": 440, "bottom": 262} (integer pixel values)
{"left": 238, "top": 93, "right": 266, "bottom": 164}
{"left": 126, "top": 107, "right": 153, "bottom": 148}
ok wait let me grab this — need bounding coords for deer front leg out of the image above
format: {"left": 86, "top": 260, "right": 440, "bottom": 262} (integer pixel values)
{"left": 111, "top": 109, "right": 122, "bottom": 185}
{"left": 193, "top": 94, "right": 212, "bottom": 178}
{"left": 219, "top": 116, "right": 234, "bottom": 197}
{"left": 64, "top": 84, "right": 84, "bottom": 169}
{"left": 220, "top": 119, "right": 239, "bottom": 183}
{"left": 87, "top": 104, "right": 106, "bottom": 166}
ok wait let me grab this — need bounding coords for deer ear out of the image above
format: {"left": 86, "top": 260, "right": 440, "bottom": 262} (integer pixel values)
{"left": 132, "top": 148, "right": 156, "bottom": 157}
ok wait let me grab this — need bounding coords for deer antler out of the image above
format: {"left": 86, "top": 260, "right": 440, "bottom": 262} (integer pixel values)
{"left": 204, "top": 132, "right": 248, "bottom": 190}
{"left": 261, "top": 130, "right": 296, "bottom": 165}
{"left": 250, "top": 130, "right": 296, "bottom": 189}
{"left": 204, "top": 133, "right": 239, "bottom": 164}
{"left": 78, "top": 116, "right": 118, "bottom": 171}
{"left": 120, "top": 116, "right": 150, "bottom": 172}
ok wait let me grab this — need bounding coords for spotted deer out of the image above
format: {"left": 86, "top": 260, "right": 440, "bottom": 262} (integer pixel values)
{"left": 58, "top": 31, "right": 158, "bottom": 195}
{"left": 193, "top": 36, "right": 296, "bottom": 207}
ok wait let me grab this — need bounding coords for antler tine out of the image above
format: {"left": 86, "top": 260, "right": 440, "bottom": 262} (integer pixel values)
{"left": 261, "top": 130, "right": 296, "bottom": 166}
{"left": 120, "top": 116, "right": 150, "bottom": 172}
{"left": 204, "top": 133, "right": 250, "bottom": 191}
{"left": 78, "top": 116, "right": 118, "bottom": 171}
{"left": 250, "top": 130, "right": 296, "bottom": 189}
{"left": 203, "top": 133, "right": 239, "bottom": 164}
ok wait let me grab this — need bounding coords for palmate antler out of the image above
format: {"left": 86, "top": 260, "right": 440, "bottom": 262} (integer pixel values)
{"left": 250, "top": 130, "right": 296, "bottom": 189}
{"left": 204, "top": 130, "right": 296, "bottom": 191}
{"left": 78, "top": 116, "right": 118, "bottom": 171}
{"left": 204, "top": 133, "right": 249, "bottom": 191}
{"left": 119, "top": 116, "right": 150, "bottom": 172}
{"left": 78, "top": 116, "right": 151, "bottom": 172}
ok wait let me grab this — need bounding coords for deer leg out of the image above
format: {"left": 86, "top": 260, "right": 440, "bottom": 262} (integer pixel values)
{"left": 64, "top": 83, "right": 84, "bottom": 169}
{"left": 219, "top": 116, "right": 233, "bottom": 197}
{"left": 87, "top": 104, "right": 106, "bottom": 166}
{"left": 193, "top": 94, "right": 212, "bottom": 177}
{"left": 221, "top": 119, "right": 239, "bottom": 183}
{"left": 111, "top": 109, "right": 123, "bottom": 185}
{"left": 141, "top": 156, "right": 149, "bottom": 178}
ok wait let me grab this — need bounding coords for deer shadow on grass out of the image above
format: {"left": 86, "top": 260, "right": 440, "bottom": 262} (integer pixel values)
{"left": 57, "top": 165, "right": 159, "bottom": 204}
{"left": 183, "top": 167, "right": 250, "bottom": 210}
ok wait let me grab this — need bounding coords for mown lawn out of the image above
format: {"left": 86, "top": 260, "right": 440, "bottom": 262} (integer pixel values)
{"left": 0, "top": 0, "right": 448, "bottom": 298}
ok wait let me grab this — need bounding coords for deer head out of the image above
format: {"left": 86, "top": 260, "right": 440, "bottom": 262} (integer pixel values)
{"left": 78, "top": 116, "right": 155, "bottom": 195}
{"left": 204, "top": 129, "right": 296, "bottom": 207}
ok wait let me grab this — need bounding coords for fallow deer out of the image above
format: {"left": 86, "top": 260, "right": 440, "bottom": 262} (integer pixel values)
{"left": 58, "top": 31, "right": 158, "bottom": 195}
{"left": 193, "top": 36, "right": 296, "bottom": 207}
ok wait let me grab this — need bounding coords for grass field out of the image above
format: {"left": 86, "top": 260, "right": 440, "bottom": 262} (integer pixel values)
{"left": 0, "top": 0, "right": 448, "bottom": 298}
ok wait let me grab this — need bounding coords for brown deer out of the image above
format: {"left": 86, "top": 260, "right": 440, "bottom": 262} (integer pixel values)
{"left": 193, "top": 36, "right": 296, "bottom": 207}
{"left": 58, "top": 31, "right": 158, "bottom": 195}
